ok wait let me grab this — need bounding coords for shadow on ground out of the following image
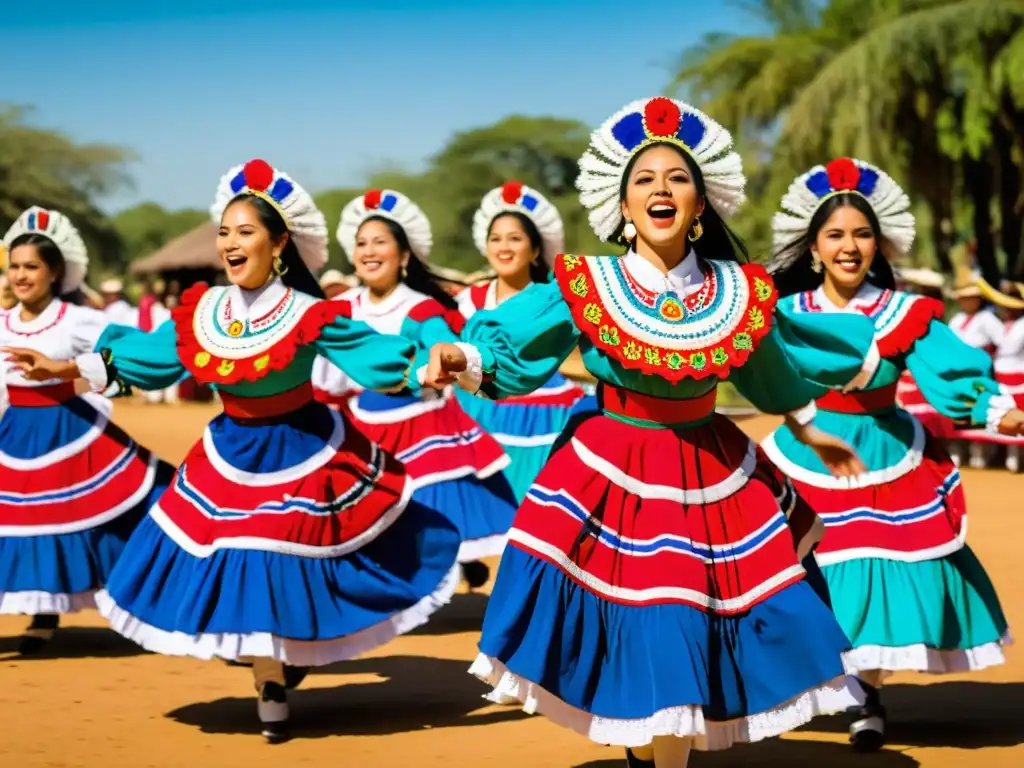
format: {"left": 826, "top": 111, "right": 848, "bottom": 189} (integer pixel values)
{"left": 577, "top": 738, "right": 920, "bottom": 766}
{"left": 798, "top": 681, "right": 1024, "bottom": 750}
{"left": 167, "top": 654, "right": 526, "bottom": 739}
{"left": 410, "top": 591, "right": 490, "bottom": 636}
{"left": 0, "top": 626, "right": 146, "bottom": 660}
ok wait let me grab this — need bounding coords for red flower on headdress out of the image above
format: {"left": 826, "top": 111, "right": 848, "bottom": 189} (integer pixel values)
{"left": 243, "top": 159, "right": 274, "bottom": 192}
{"left": 826, "top": 158, "right": 860, "bottom": 191}
{"left": 501, "top": 181, "right": 523, "bottom": 204}
{"left": 363, "top": 189, "right": 382, "bottom": 209}
{"left": 644, "top": 98, "right": 682, "bottom": 138}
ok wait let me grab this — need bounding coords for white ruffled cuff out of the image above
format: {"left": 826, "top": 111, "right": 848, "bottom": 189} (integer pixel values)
{"left": 788, "top": 401, "right": 818, "bottom": 427}
{"left": 986, "top": 393, "right": 1015, "bottom": 432}
{"left": 75, "top": 352, "right": 109, "bottom": 392}
{"left": 843, "top": 339, "right": 880, "bottom": 393}
{"left": 454, "top": 342, "right": 484, "bottom": 394}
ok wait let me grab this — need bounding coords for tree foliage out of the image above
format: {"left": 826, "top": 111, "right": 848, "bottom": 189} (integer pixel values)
{"left": 0, "top": 104, "right": 135, "bottom": 273}
{"left": 671, "top": 0, "right": 1024, "bottom": 280}
{"left": 111, "top": 202, "right": 207, "bottom": 269}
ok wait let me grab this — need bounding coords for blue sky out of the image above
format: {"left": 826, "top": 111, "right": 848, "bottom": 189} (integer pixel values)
{"left": 2, "top": 1, "right": 764, "bottom": 213}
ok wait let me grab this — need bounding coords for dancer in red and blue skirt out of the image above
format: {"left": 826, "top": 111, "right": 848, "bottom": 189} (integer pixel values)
{"left": 330, "top": 189, "right": 519, "bottom": 588}
{"left": 0, "top": 207, "right": 173, "bottom": 654}
{"left": 422, "top": 97, "right": 882, "bottom": 768}
{"left": 453, "top": 182, "right": 592, "bottom": 500}
{"left": 3, "top": 160, "right": 461, "bottom": 743}
{"left": 764, "top": 157, "right": 1018, "bottom": 752}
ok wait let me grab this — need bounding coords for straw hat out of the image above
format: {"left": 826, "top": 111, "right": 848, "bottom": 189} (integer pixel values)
{"left": 976, "top": 275, "right": 1024, "bottom": 310}
{"left": 948, "top": 266, "right": 982, "bottom": 299}
{"left": 896, "top": 266, "right": 945, "bottom": 289}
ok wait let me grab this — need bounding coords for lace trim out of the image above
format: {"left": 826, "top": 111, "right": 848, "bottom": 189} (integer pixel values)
{"left": 843, "top": 633, "right": 1012, "bottom": 676}
{"left": 469, "top": 654, "right": 862, "bottom": 750}
{"left": 95, "top": 563, "right": 460, "bottom": 666}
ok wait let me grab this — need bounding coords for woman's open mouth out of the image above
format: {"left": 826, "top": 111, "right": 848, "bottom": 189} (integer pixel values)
{"left": 834, "top": 255, "right": 862, "bottom": 274}
{"left": 226, "top": 254, "right": 247, "bottom": 270}
{"left": 360, "top": 258, "right": 383, "bottom": 273}
{"left": 647, "top": 202, "right": 677, "bottom": 229}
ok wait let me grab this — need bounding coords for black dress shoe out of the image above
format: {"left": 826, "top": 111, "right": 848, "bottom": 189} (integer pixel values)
{"left": 258, "top": 682, "right": 290, "bottom": 744}
{"left": 848, "top": 679, "right": 886, "bottom": 752}
{"left": 462, "top": 560, "right": 490, "bottom": 589}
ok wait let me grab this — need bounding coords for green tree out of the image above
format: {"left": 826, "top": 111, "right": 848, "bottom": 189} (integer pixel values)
{"left": 358, "top": 116, "right": 607, "bottom": 272}
{"left": 112, "top": 202, "right": 207, "bottom": 265}
{"left": 672, "top": 0, "right": 1024, "bottom": 281}
{"left": 0, "top": 104, "right": 134, "bottom": 273}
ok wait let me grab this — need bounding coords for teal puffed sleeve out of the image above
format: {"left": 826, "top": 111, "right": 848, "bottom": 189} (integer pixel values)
{"left": 313, "top": 317, "right": 417, "bottom": 393}
{"left": 729, "top": 304, "right": 877, "bottom": 414}
{"left": 460, "top": 280, "right": 581, "bottom": 399}
{"left": 403, "top": 314, "right": 461, "bottom": 349}
{"left": 905, "top": 319, "right": 1012, "bottom": 427}
{"left": 95, "top": 321, "right": 186, "bottom": 391}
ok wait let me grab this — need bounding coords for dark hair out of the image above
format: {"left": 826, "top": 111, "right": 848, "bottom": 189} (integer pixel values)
{"left": 486, "top": 211, "right": 550, "bottom": 284}
{"left": 614, "top": 142, "right": 749, "bottom": 264}
{"left": 225, "top": 194, "right": 325, "bottom": 299}
{"left": 360, "top": 215, "right": 459, "bottom": 309}
{"left": 7, "top": 232, "right": 85, "bottom": 305}
{"left": 771, "top": 193, "right": 895, "bottom": 298}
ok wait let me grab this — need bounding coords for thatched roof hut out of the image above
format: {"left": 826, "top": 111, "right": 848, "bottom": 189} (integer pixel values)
{"left": 130, "top": 221, "right": 219, "bottom": 276}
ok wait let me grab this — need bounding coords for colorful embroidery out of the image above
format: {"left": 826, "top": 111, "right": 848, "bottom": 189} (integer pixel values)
{"left": 172, "top": 283, "right": 351, "bottom": 385}
{"left": 793, "top": 289, "right": 942, "bottom": 358}
{"left": 555, "top": 253, "right": 777, "bottom": 382}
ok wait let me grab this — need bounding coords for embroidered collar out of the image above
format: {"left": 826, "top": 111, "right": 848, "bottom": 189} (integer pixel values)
{"left": 622, "top": 249, "right": 704, "bottom": 298}
{"left": 226, "top": 278, "right": 289, "bottom": 321}
{"left": 352, "top": 283, "right": 424, "bottom": 317}
{"left": 555, "top": 253, "right": 776, "bottom": 382}
{"left": 810, "top": 283, "right": 890, "bottom": 316}
{"left": 174, "top": 281, "right": 347, "bottom": 385}
{"left": 6, "top": 298, "right": 67, "bottom": 336}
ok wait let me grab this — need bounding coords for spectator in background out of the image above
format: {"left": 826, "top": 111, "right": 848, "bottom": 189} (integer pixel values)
{"left": 100, "top": 278, "right": 137, "bottom": 325}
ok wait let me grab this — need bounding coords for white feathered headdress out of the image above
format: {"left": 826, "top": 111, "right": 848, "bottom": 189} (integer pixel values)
{"left": 3, "top": 206, "right": 89, "bottom": 294}
{"left": 576, "top": 96, "right": 746, "bottom": 241}
{"left": 210, "top": 159, "right": 329, "bottom": 273}
{"left": 472, "top": 181, "right": 564, "bottom": 267}
{"left": 337, "top": 190, "right": 432, "bottom": 262}
{"left": 769, "top": 157, "right": 915, "bottom": 273}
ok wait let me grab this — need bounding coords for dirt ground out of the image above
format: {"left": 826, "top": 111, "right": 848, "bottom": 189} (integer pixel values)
{"left": 2, "top": 402, "right": 1022, "bottom": 767}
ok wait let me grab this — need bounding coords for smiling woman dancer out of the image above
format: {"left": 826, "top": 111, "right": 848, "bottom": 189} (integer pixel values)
{"left": 3, "top": 160, "right": 461, "bottom": 743}
{"left": 329, "top": 190, "right": 519, "bottom": 588}
{"left": 0, "top": 207, "right": 172, "bottom": 655}
{"left": 421, "top": 97, "right": 884, "bottom": 768}
{"left": 453, "top": 182, "right": 588, "bottom": 500}
{"left": 764, "top": 157, "right": 1018, "bottom": 752}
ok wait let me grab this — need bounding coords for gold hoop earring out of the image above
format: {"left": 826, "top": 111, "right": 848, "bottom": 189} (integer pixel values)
{"left": 811, "top": 253, "right": 823, "bottom": 273}
{"left": 401, "top": 263, "right": 408, "bottom": 280}
{"left": 688, "top": 217, "right": 704, "bottom": 242}
{"left": 272, "top": 253, "right": 288, "bottom": 277}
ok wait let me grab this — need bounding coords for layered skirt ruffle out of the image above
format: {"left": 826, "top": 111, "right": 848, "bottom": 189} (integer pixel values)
{"left": 472, "top": 411, "right": 860, "bottom": 750}
{"left": 455, "top": 373, "right": 587, "bottom": 501}
{"left": 96, "top": 402, "right": 461, "bottom": 666}
{"left": 763, "top": 405, "right": 1010, "bottom": 674}
{"left": 347, "top": 389, "right": 517, "bottom": 561}
{"left": 0, "top": 396, "right": 170, "bottom": 614}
